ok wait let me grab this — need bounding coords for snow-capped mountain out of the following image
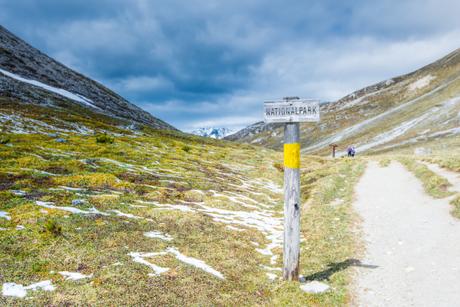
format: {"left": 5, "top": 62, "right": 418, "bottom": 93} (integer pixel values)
{"left": 191, "top": 127, "right": 235, "bottom": 139}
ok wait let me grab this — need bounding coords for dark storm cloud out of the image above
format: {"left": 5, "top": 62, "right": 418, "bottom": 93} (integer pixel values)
{"left": 0, "top": 0, "right": 459, "bottom": 130}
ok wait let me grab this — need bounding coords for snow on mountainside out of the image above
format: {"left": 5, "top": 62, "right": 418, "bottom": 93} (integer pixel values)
{"left": 0, "top": 25, "right": 175, "bottom": 131}
{"left": 227, "top": 48, "right": 460, "bottom": 156}
{"left": 191, "top": 127, "right": 235, "bottom": 139}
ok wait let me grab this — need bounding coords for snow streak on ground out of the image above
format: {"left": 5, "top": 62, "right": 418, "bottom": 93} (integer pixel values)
{"left": 167, "top": 247, "right": 225, "bottom": 279}
{"left": 35, "top": 201, "right": 109, "bottom": 216}
{"left": 138, "top": 178, "right": 284, "bottom": 271}
{"left": 128, "top": 247, "right": 225, "bottom": 280}
{"left": 0, "top": 211, "right": 11, "bottom": 220}
{"left": 0, "top": 68, "right": 100, "bottom": 110}
{"left": 143, "top": 231, "right": 173, "bottom": 241}
{"left": 2, "top": 280, "right": 55, "bottom": 298}
{"left": 19, "top": 156, "right": 284, "bottom": 282}
{"left": 59, "top": 272, "right": 93, "bottom": 281}
{"left": 128, "top": 252, "right": 170, "bottom": 276}
{"left": 0, "top": 113, "right": 93, "bottom": 135}
{"left": 354, "top": 95, "right": 460, "bottom": 153}
{"left": 302, "top": 76, "right": 460, "bottom": 154}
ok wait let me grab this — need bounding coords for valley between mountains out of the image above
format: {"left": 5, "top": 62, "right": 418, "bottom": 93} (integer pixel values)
{"left": 1, "top": 23, "right": 460, "bottom": 306}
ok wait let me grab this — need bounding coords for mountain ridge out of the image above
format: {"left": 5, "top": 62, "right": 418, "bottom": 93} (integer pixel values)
{"left": 191, "top": 127, "right": 235, "bottom": 139}
{"left": 0, "top": 25, "right": 175, "bottom": 130}
{"left": 226, "top": 48, "right": 460, "bottom": 156}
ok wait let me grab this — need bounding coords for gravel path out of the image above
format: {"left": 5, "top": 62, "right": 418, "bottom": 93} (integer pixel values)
{"left": 354, "top": 161, "right": 460, "bottom": 307}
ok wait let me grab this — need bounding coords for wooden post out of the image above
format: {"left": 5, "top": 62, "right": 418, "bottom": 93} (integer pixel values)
{"left": 263, "top": 97, "right": 319, "bottom": 281}
{"left": 283, "top": 122, "right": 301, "bottom": 281}
{"left": 330, "top": 144, "right": 338, "bottom": 158}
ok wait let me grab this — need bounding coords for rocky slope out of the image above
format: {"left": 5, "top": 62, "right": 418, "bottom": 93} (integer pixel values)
{"left": 0, "top": 25, "right": 174, "bottom": 130}
{"left": 226, "top": 48, "right": 460, "bottom": 156}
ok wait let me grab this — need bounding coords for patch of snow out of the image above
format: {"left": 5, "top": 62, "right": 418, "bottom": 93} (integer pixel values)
{"left": 427, "top": 127, "right": 460, "bottom": 138}
{"left": 139, "top": 180, "right": 283, "bottom": 266}
{"left": 144, "top": 201, "right": 195, "bottom": 213}
{"left": 302, "top": 76, "right": 459, "bottom": 154}
{"left": 129, "top": 247, "right": 224, "bottom": 279}
{"left": 0, "top": 211, "right": 11, "bottom": 220}
{"left": 11, "top": 190, "right": 26, "bottom": 196}
{"left": 353, "top": 96, "right": 460, "bottom": 153}
{"left": 266, "top": 272, "right": 278, "bottom": 281}
{"left": 144, "top": 231, "right": 173, "bottom": 241}
{"left": 2, "top": 280, "right": 55, "bottom": 298}
{"left": 385, "top": 79, "right": 395, "bottom": 86}
{"left": 128, "top": 252, "right": 170, "bottom": 276}
{"left": 35, "top": 201, "right": 109, "bottom": 216}
{"left": 0, "top": 112, "right": 92, "bottom": 135}
{"left": 261, "top": 265, "right": 282, "bottom": 271}
{"left": 59, "top": 186, "right": 85, "bottom": 192}
{"left": 408, "top": 75, "right": 435, "bottom": 92}
{"left": 110, "top": 210, "right": 142, "bottom": 219}
{"left": 59, "top": 271, "right": 93, "bottom": 281}
{"left": 16, "top": 225, "right": 25, "bottom": 230}
{"left": 166, "top": 247, "right": 224, "bottom": 280}
{"left": 0, "top": 68, "right": 100, "bottom": 110}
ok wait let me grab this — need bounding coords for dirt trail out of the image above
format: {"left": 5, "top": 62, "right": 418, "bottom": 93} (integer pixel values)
{"left": 354, "top": 161, "right": 460, "bottom": 307}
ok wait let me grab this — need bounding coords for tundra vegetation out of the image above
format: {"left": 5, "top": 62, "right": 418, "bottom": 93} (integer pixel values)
{"left": 0, "top": 101, "right": 366, "bottom": 306}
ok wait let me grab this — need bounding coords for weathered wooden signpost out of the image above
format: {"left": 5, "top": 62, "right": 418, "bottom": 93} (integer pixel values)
{"left": 330, "top": 144, "right": 338, "bottom": 158}
{"left": 264, "top": 97, "right": 320, "bottom": 281}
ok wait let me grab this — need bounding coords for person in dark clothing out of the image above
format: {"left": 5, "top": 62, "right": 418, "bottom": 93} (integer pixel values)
{"left": 347, "top": 146, "right": 356, "bottom": 157}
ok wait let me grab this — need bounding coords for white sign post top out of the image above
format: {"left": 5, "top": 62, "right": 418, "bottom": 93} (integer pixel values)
{"left": 264, "top": 99, "right": 320, "bottom": 123}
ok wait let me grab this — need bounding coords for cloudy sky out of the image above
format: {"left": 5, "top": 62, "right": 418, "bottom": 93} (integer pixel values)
{"left": 1, "top": 0, "right": 459, "bottom": 131}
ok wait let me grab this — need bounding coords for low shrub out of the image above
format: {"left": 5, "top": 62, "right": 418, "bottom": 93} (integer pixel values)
{"left": 0, "top": 137, "right": 10, "bottom": 144}
{"left": 96, "top": 134, "right": 114, "bottom": 144}
{"left": 273, "top": 162, "right": 284, "bottom": 172}
{"left": 44, "top": 219, "right": 62, "bottom": 236}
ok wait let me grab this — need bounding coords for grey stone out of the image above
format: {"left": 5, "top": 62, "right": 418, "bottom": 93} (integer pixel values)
{"left": 300, "top": 281, "right": 330, "bottom": 294}
{"left": 72, "top": 199, "right": 86, "bottom": 206}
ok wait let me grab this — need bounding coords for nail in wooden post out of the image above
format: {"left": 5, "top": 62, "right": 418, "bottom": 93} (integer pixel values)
{"left": 283, "top": 122, "right": 300, "bottom": 281}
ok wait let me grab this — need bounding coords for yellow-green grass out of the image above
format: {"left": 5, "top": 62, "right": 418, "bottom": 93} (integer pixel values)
{"left": 398, "top": 156, "right": 453, "bottom": 198}
{"left": 450, "top": 195, "right": 460, "bottom": 219}
{"left": 272, "top": 157, "right": 366, "bottom": 306}
{"left": 377, "top": 157, "right": 392, "bottom": 167}
{"left": 421, "top": 155, "right": 460, "bottom": 172}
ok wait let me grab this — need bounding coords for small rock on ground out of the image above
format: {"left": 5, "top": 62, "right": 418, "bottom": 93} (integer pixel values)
{"left": 300, "top": 281, "right": 330, "bottom": 294}
{"left": 72, "top": 199, "right": 86, "bottom": 206}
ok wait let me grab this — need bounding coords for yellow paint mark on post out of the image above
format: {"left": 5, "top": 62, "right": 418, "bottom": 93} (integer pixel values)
{"left": 284, "top": 143, "right": 300, "bottom": 169}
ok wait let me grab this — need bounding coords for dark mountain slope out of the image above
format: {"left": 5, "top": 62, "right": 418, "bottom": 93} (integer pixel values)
{"left": 0, "top": 25, "right": 174, "bottom": 130}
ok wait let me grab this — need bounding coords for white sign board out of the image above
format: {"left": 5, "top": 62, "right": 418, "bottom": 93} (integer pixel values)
{"left": 264, "top": 99, "right": 320, "bottom": 123}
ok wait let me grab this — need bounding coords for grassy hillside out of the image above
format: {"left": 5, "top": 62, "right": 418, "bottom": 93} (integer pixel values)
{"left": 0, "top": 100, "right": 366, "bottom": 305}
{"left": 228, "top": 48, "right": 460, "bottom": 156}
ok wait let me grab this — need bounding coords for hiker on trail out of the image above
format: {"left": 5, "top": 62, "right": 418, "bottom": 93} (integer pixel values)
{"left": 347, "top": 146, "right": 356, "bottom": 157}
